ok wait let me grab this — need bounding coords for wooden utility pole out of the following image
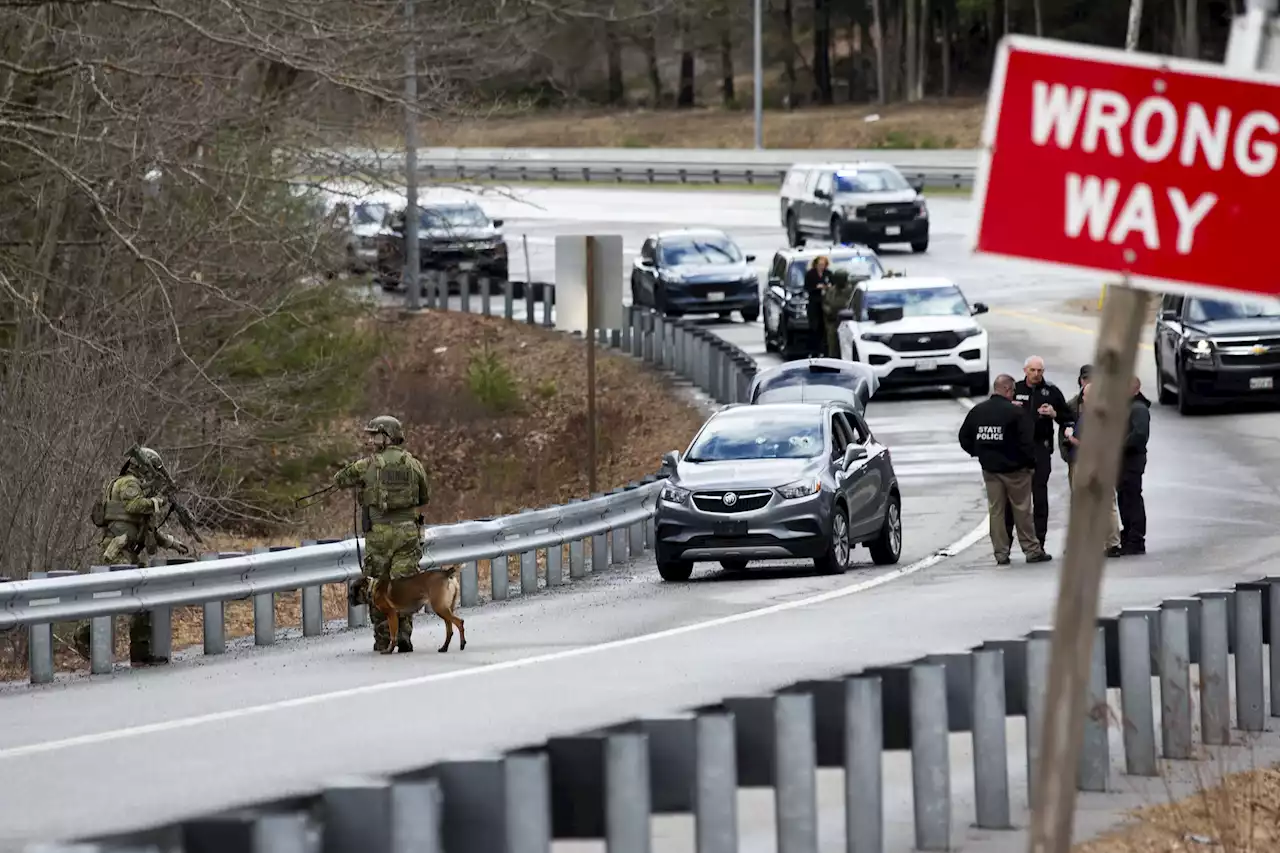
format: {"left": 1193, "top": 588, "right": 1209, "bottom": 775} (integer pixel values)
{"left": 585, "top": 236, "right": 598, "bottom": 494}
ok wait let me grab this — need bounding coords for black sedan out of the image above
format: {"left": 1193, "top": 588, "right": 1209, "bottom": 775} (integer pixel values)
{"left": 630, "top": 228, "right": 760, "bottom": 322}
{"left": 1155, "top": 292, "right": 1280, "bottom": 414}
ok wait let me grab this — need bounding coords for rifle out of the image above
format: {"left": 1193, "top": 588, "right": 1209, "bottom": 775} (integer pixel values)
{"left": 126, "top": 444, "right": 205, "bottom": 545}
{"left": 294, "top": 483, "right": 338, "bottom": 509}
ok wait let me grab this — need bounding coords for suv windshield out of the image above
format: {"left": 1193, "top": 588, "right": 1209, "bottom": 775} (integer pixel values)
{"left": 685, "top": 412, "right": 825, "bottom": 461}
{"left": 395, "top": 205, "right": 490, "bottom": 230}
{"left": 787, "top": 255, "right": 883, "bottom": 289}
{"left": 754, "top": 368, "right": 865, "bottom": 395}
{"left": 660, "top": 234, "right": 742, "bottom": 266}
{"left": 835, "top": 169, "right": 911, "bottom": 193}
{"left": 352, "top": 202, "right": 388, "bottom": 226}
{"left": 1185, "top": 297, "right": 1280, "bottom": 322}
{"left": 863, "top": 285, "right": 969, "bottom": 319}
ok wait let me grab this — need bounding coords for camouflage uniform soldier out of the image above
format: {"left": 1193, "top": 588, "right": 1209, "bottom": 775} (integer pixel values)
{"left": 822, "top": 269, "right": 855, "bottom": 359}
{"left": 333, "top": 415, "right": 430, "bottom": 653}
{"left": 76, "top": 447, "right": 191, "bottom": 665}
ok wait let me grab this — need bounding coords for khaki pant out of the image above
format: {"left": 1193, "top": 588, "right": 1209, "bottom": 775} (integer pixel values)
{"left": 983, "top": 470, "right": 1045, "bottom": 560}
{"left": 1068, "top": 462, "right": 1122, "bottom": 550}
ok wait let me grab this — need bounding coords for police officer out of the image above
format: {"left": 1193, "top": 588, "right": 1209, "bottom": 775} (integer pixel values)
{"left": 1004, "top": 355, "right": 1072, "bottom": 548}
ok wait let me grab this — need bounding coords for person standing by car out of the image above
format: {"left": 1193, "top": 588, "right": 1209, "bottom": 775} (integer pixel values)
{"left": 1059, "top": 363, "right": 1092, "bottom": 487}
{"left": 1004, "top": 355, "right": 1072, "bottom": 548}
{"left": 804, "top": 255, "right": 833, "bottom": 356}
{"left": 1118, "top": 376, "right": 1151, "bottom": 555}
{"left": 959, "top": 374, "right": 1053, "bottom": 566}
{"left": 821, "top": 269, "right": 854, "bottom": 359}
{"left": 1063, "top": 378, "right": 1123, "bottom": 558}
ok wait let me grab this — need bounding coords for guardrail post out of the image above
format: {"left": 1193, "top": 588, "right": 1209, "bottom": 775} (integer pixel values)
{"left": 1269, "top": 580, "right": 1280, "bottom": 718}
{"left": 320, "top": 776, "right": 443, "bottom": 853}
{"left": 621, "top": 306, "right": 633, "bottom": 353}
{"left": 911, "top": 662, "right": 950, "bottom": 851}
{"left": 299, "top": 540, "right": 324, "bottom": 637}
{"left": 426, "top": 752, "right": 551, "bottom": 853}
{"left": 481, "top": 275, "right": 492, "bottom": 316}
{"left": 570, "top": 538, "right": 587, "bottom": 579}
{"left": 1159, "top": 602, "right": 1194, "bottom": 760}
{"left": 630, "top": 310, "right": 643, "bottom": 359}
{"left": 546, "top": 542, "right": 563, "bottom": 588}
{"left": 971, "top": 648, "right": 1011, "bottom": 829}
{"left": 199, "top": 553, "right": 225, "bottom": 655}
{"left": 503, "top": 279, "right": 514, "bottom": 320}
{"left": 520, "top": 548, "right": 537, "bottom": 596}
{"left": 1078, "top": 624, "right": 1110, "bottom": 792}
{"left": 1235, "top": 586, "right": 1266, "bottom": 730}
{"left": 1199, "top": 594, "right": 1231, "bottom": 745}
{"left": 143, "top": 558, "right": 174, "bottom": 662}
{"left": 720, "top": 349, "right": 732, "bottom": 404}
{"left": 181, "top": 809, "right": 309, "bottom": 851}
{"left": 491, "top": 557, "right": 509, "bottom": 601}
{"left": 525, "top": 282, "right": 536, "bottom": 325}
{"left": 543, "top": 284, "right": 554, "bottom": 326}
{"left": 846, "top": 675, "right": 883, "bottom": 853}
{"left": 611, "top": 518, "right": 628, "bottom": 567}
{"left": 642, "top": 313, "right": 655, "bottom": 364}
{"left": 1024, "top": 630, "right": 1050, "bottom": 809}
{"left": 1119, "top": 608, "right": 1158, "bottom": 776}
{"left": 461, "top": 561, "right": 479, "bottom": 606}
{"left": 88, "top": 565, "right": 115, "bottom": 675}
{"left": 27, "top": 571, "right": 53, "bottom": 685}
{"left": 249, "top": 547, "right": 276, "bottom": 646}
{"left": 592, "top": 530, "right": 608, "bottom": 573}
{"left": 460, "top": 272, "right": 473, "bottom": 314}
{"left": 653, "top": 315, "right": 667, "bottom": 369}
{"left": 687, "top": 710, "right": 739, "bottom": 853}
{"left": 628, "top": 519, "right": 645, "bottom": 558}
{"left": 647, "top": 512, "right": 657, "bottom": 553}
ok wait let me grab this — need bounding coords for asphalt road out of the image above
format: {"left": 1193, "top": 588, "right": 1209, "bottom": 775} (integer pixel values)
{"left": 3, "top": 185, "right": 1280, "bottom": 851}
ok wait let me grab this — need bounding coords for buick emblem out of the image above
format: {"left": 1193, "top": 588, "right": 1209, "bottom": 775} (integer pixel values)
{"left": 722, "top": 492, "right": 738, "bottom": 506}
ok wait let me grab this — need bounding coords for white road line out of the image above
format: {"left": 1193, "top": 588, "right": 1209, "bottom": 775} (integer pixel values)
{"left": 0, "top": 406, "right": 989, "bottom": 762}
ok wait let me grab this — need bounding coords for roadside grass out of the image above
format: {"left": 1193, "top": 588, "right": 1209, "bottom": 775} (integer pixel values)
{"left": 370, "top": 99, "right": 989, "bottom": 150}
{"left": 1, "top": 308, "right": 705, "bottom": 680}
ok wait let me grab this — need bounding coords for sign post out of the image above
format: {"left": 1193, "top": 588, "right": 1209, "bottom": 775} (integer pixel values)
{"left": 970, "top": 10, "right": 1280, "bottom": 853}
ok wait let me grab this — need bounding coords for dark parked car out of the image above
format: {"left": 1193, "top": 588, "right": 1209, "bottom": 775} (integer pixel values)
{"left": 1155, "top": 292, "right": 1280, "bottom": 414}
{"left": 762, "top": 245, "right": 886, "bottom": 356}
{"left": 748, "top": 358, "right": 880, "bottom": 416}
{"left": 376, "top": 202, "right": 509, "bottom": 290}
{"left": 630, "top": 228, "right": 760, "bottom": 322}
{"left": 653, "top": 401, "right": 902, "bottom": 581}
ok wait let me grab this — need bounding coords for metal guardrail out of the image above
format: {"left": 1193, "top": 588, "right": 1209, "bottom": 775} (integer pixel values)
{"left": 4, "top": 272, "right": 759, "bottom": 686}
{"left": 319, "top": 146, "right": 982, "bottom": 190}
{"left": 44, "top": 577, "right": 1273, "bottom": 852}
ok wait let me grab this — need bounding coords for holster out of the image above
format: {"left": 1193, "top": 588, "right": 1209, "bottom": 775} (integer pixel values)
{"left": 361, "top": 505, "right": 372, "bottom": 534}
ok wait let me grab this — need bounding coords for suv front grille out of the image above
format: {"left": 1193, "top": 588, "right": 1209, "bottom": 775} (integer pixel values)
{"left": 692, "top": 490, "right": 773, "bottom": 513}
{"left": 885, "top": 331, "right": 960, "bottom": 352}
{"left": 858, "top": 202, "right": 920, "bottom": 223}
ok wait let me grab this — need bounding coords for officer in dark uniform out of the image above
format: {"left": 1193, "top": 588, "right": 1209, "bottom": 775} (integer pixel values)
{"left": 1004, "top": 355, "right": 1072, "bottom": 547}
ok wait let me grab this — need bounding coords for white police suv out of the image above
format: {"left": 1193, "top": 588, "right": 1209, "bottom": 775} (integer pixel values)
{"left": 834, "top": 275, "right": 990, "bottom": 396}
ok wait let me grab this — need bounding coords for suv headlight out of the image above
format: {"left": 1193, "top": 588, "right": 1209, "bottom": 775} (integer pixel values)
{"left": 956, "top": 327, "right": 983, "bottom": 341}
{"left": 861, "top": 331, "right": 893, "bottom": 343}
{"left": 777, "top": 479, "right": 821, "bottom": 500}
{"left": 661, "top": 484, "right": 690, "bottom": 504}
{"left": 1184, "top": 337, "right": 1213, "bottom": 358}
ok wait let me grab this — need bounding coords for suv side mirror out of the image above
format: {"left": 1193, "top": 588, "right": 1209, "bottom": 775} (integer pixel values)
{"left": 842, "top": 445, "right": 868, "bottom": 468}
{"left": 745, "top": 254, "right": 756, "bottom": 262}
{"left": 837, "top": 308, "right": 855, "bottom": 322}
{"left": 908, "top": 177, "right": 925, "bottom": 193}
{"left": 492, "top": 218, "right": 504, "bottom": 228}
{"left": 814, "top": 188, "right": 829, "bottom": 200}
{"left": 971, "top": 302, "right": 989, "bottom": 315}
{"left": 661, "top": 450, "right": 681, "bottom": 469}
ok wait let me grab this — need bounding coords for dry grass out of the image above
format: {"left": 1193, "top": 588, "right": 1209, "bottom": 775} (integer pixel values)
{"left": 408, "top": 98, "right": 988, "bottom": 150}
{"left": 2, "top": 308, "right": 703, "bottom": 680}
{"left": 1074, "top": 764, "right": 1280, "bottom": 853}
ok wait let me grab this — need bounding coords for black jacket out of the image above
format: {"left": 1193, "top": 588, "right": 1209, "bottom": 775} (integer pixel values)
{"left": 958, "top": 394, "right": 1037, "bottom": 474}
{"left": 1125, "top": 392, "right": 1151, "bottom": 455}
{"left": 804, "top": 268, "right": 832, "bottom": 321}
{"left": 1013, "top": 378, "right": 1072, "bottom": 446}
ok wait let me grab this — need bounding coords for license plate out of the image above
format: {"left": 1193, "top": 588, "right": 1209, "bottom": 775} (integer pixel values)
{"left": 885, "top": 226, "right": 901, "bottom": 236}
{"left": 707, "top": 292, "right": 725, "bottom": 301}
{"left": 458, "top": 260, "right": 475, "bottom": 271}
{"left": 915, "top": 358, "right": 938, "bottom": 371}
{"left": 713, "top": 520, "right": 747, "bottom": 537}
{"left": 1251, "top": 376, "right": 1274, "bottom": 390}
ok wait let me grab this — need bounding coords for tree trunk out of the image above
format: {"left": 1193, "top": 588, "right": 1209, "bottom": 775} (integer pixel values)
{"left": 677, "top": 50, "right": 696, "bottom": 107}
{"left": 643, "top": 31, "right": 663, "bottom": 105}
{"left": 847, "top": 14, "right": 860, "bottom": 102}
{"left": 940, "top": 2, "right": 951, "bottom": 97}
{"left": 917, "top": 0, "right": 929, "bottom": 101}
{"left": 720, "top": 23, "right": 736, "bottom": 105}
{"left": 905, "top": 0, "right": 918, "bottom": 102}
{"left": 1184, "top": 0, "right": 1200, "bottom": 57}
{"left": 605, "top": 25, "right": 624, "bottom": 105}
{"left": 871, "top": 0, "right": 886, "bottom": 104}
{"left": 1034, "top": 0, "right": 1043, "bottom": 35}
{"left": 813, "top": 0, "right": 833, "bottom": 104}
{"left": 783, "top": 0, "right": 799, "bottom": 106}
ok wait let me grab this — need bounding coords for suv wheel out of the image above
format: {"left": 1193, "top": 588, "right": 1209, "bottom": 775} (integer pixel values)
{"left": 657, "top": 559, "right": 694, "bottom": 582}
{"left": 817, "top": 506, "right": 851, "bottom": 575}
{"left": 740, "top": 304, "right": 760, "bottom": 323}
{"left": 867, "top": 495, "right": 902, "bottom": 565}
{"left": 911, "top": 239, "right": 929, "bottom": 253}
{"left": 787, "top": 213, "right": 805, "bottom": 248}
{"left": 830, "top": 218, "right": 844, "bottom": 246}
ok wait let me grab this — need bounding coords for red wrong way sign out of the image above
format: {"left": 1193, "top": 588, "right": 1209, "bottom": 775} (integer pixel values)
{"left": 971, "top": 35, "right": 1280, "bottom": 299}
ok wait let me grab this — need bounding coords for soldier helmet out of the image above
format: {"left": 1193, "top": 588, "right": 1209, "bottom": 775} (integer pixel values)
{"left": 134, "top": 446, "right": 164, "bottom": 468}
{"left": 364, "top": 415, "right": 404, "bottom": 444}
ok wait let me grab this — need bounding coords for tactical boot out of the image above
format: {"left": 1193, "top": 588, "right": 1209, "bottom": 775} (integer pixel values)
{"left": 397, "top": 639, "right": 414, "bottom": 653}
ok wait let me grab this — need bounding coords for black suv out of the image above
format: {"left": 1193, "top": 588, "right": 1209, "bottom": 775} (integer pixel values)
{"left": 375, "top": 201, "right": 509, "bottom": 291}
{"left": 779, "top": 162, "right": 929, "bottom": 253}
{"left": 1154, "top": 292, "right": 1280, "bottom": 414}
{"left": 762, "top": 245, "right": 886, "bottom": 357}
